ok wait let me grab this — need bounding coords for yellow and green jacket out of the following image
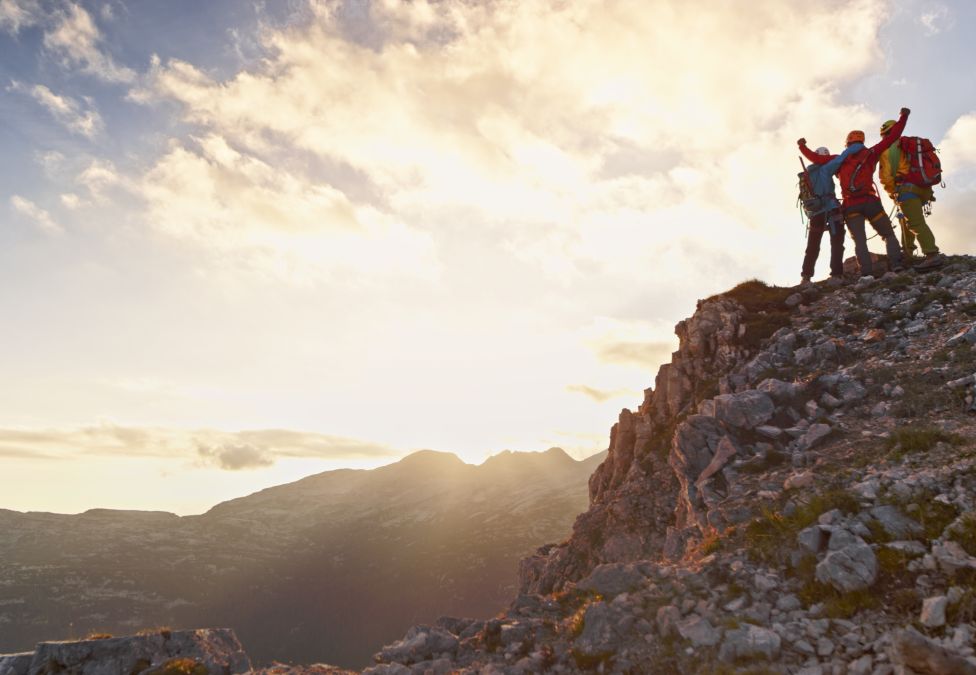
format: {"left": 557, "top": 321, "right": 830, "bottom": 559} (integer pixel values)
{"left": 879, "top": 144, "right": 910, "bottom": 199}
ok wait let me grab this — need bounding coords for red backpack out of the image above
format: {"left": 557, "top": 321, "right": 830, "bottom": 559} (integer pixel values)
{"left": 899, "top": 136, "right": 943, "bottom": 187}
{"left": 840, "top": 147, "right": 877, "bottom": 200}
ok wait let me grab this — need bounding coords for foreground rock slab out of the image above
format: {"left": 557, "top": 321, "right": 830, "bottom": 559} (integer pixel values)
{"left": 0, "top": 629, "right": 250, "bottom": 675}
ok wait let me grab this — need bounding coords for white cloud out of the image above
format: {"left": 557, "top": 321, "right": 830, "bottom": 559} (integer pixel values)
{"left": 10, "top": 195, "right": 64, "bottom": 234}
{"left": 0, "top": 0, "right": 39, "bottom": 33}
{"left": 43, "top": 2, "right": 135, "bottom": 83}
{"left": 0, "top": 423, "right": 400, "bottom": 468}
{"left": 941, "top": 113, "right": 976, "bottom": 170}
{"left": 10, "top": 81, "right": 103, "bottom": 137}
{"left": 137, "top": 134, "right": 439, "bottom": 284}
{"left": 131, "top": 0, "right": 889, "bottom": 292}
{"left": 60, "top": 192, "right": 87, "bottom": 209}
{"left": 918, "top": 4, "right": 952, "bottom": 36}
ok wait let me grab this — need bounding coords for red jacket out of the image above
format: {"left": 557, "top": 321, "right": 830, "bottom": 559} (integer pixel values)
{"left": 800, "top": 111, "right": 908, "bottom": 207}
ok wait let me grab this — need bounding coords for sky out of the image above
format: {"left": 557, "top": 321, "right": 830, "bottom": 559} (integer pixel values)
{"left": 2, "top": 0, "right": 976, "bottom": 515}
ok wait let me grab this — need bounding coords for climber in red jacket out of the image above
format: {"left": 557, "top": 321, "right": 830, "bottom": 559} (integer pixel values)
{"left": 798, "top": 108, "right": 910, "bottom": 277}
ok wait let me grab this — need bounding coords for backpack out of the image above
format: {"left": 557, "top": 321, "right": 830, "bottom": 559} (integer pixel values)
{"left": 899, "top": 136, "right": 942, "bottom": 187}
{"left": 845, "top": 147, "right": 876, "bottom": 198}
{"left": 797, "top": 162, "right": 839, "bottom": 220}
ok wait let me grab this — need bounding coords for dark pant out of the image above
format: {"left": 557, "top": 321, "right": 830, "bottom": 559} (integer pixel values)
{"left": 801, "top": 211, "right": 845, "bottom": 278}
{"left": 843, "top": 199, "right": 902, "bottom": 276}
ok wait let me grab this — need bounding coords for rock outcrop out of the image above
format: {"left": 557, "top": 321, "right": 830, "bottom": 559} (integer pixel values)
{"left": 0, "top": 629, "right": 250, "bottom": 675}
{"left": 368, "top": 257, "right": 976, "bottom": 674}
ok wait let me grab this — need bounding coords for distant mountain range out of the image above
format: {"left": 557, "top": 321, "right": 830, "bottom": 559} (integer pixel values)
{"left": 0, "top": 447, "right": 604, "bottom": 668}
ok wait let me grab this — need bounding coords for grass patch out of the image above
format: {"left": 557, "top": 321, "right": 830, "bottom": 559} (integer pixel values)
{"left": 885, "top": 425, "right": 965, "bottom": 459}
{"left": 947, "top": 513, "right": 976, "bottom": 557}
{"left": 948, "top": 587, "right": 976, "bottom": 624}
{"left": 744, "top": 489, "right": 859, "bottom": 563}
{"left": 907, "top": 288, "right": 953, "bottom": 316}
{"left": 85, "top": 632, "right": 113, "bottom": 640}
{"left": 710, "top": 279, "right": 799, "bottom": 350}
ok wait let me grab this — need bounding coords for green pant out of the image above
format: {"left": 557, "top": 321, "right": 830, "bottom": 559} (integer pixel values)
{"left": 897, "top": 185, "right": 939, "bottom": 256}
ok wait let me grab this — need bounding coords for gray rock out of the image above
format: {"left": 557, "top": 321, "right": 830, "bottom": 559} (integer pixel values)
{"left": 756, "top": 424, "right": 783, "bottom": 439}
{"left": 377, "top": 625, "right": 459, "bottom": 665}
{"left": 656, "top": 605, "right": 681, "bottom": 637}
{"left": 888, "top": 627, "right": 976, "bottom": 675}
{"left": 816, "top": 535, "right": 878, "bottom": 592}
{"left": 20, "top": 630, "right": 251, "bottom": 675}
{"left": 797, "top": 423, "right": 831, "bottom": 451}
{"left": 786, "top": 293, "right": 804, "bottom": 308}
{"left": 947, "top": 326, "right": 976, "bottom": 347}
{"left": 794, "top": 346, "right": 815, "bottom": 366}
{"left": 757, "top": 378, "right": 797, "bottom": 402}
{"left": 798, "top": 524, "right": 829, "bottom": 554}
{"left": 695, "top": 435, "right": 739, "bottom": 486}
{"left": 676, "top": 615, "right": 721, "bottom": 647}
{"left": 919, "top": 595, "right": 948, "bottom": 628}
{"left": 719, "top": 624, "right": 781, "bottom": 661}
{"left": 0, "top": 653, "right": 31, "bottom": 675}
{"left": 837, "top": 379, "right": 867, "bottom": 402}
{"left": 574, "top": 601, "right": 623, "bottom": 658}
{"left": 711, "top": 390, "right": 775, "bottom": 429}
{"left": 577, "top": 563, "right": 647, "bottom": 599}
{"left": 869, "top": 505, "right": 924, "bottom": 539}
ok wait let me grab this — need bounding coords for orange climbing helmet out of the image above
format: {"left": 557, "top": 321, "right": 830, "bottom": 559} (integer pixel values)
{"left": 846, "top": 130, "right": 865, "bottom": 145}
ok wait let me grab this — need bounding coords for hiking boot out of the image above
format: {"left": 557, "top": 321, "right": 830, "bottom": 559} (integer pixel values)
{"left": 915, "top": 252, "right": 946, "bottom": 270}
{"left": 800, "top": 275, "right": 812, "bottom": 287}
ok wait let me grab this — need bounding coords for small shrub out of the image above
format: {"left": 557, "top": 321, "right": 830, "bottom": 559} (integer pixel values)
{"left": 86, "top": 633, "right": 113, "bottom": 640}
{"left": 710, "top": 279, "right": 798, "bottom": 350}
{"left": 146, "top": 658, "right": 208, "bottom": 675}
{"left": 907, "top": 288, "right": 953, "bottom": 315}
{"left": 885, "top": 426, "right": 964, "bottom": 458}
{"left": 915, "top": 499, "right": 961, "bottom": 540}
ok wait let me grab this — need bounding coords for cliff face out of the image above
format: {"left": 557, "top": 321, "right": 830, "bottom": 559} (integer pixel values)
{"left": 519, "top": 296, "right": 753, "bottom": 594}
{"left": 370, "top": 256, "right": 976, "bottom": 674}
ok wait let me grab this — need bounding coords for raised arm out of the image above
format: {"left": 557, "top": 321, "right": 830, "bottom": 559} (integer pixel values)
{"left": 872, "top": 108, "right": 910, "bottom": 154}
{"left": 798, "top": 138, "right": 834, "bottom": 165}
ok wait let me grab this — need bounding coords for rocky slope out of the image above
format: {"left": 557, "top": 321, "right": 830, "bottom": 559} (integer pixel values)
{"left": 0, "top": 448, "right": 603, "bottom": 669}
{"left": 361, "top": 256, "right": 976, "bottom": 674}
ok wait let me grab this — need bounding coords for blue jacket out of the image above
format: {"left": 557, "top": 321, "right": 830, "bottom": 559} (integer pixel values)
{"left": 803, "top": 144, "right": 858, "bottom": 213}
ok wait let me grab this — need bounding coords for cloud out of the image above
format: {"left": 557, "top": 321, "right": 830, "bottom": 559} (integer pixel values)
{"left": 135, "top": 134, "right": 438, "bottom": 284}
{"left": 9, "top": 81, "right": 104, "bottom": 137}
{"left": 566, "top": 384, "right": 635, "bottom": 403}
{"left": 10, "top": 195, "right": 64, "bottom": 234}
{"left": 0, "top": 424, "right": 400, "bottom": 469}
{"left": 129, "top": 0, "right": 889, "bottom": 292}
{"left": 941, "top": 113, "right": 976, "bottom": 170}
{"left": 197, "top": 443, "right": 273, "bottom": 470}
{"left": 918, "top": 4, "right": 952, "bottom": 36}
{"left": 0, "top": 0, "right": 39, "bottom": 33}
{"left": 43, "top": 2, "right": 135, "bottom": 83}
{"left": 597, "top": 341, "right": 675, "bottom": 368}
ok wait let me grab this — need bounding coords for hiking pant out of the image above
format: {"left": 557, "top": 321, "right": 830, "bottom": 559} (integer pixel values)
{"left": 896, "top": 185, "right": 939, "bottom": 256}
{"left": 801, "top": 210, "right": 845, "bottom": 278}
{"left": 843, "top": 199, "right": 902, "bottom": 277}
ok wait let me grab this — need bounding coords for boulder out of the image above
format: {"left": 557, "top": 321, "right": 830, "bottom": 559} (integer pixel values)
{"left": 676, "top": 615, "right": 721, "bottom": 647}
{"left": 869, "top": 505, "right": 924, "bottom": 539}
{"left": 376, "top": 625, "right": 459, "bottom": 665}
{"left": 710, "top": 390, "right": 775, "bottom": 429}
{"left": 718, "top": 624, "right": 781, "bottom": 662}
{"left": 888, "top": 627, "right": 976, "bottom": 675}
{"left": 576, "top": 563, "right": 647, "bottom": 599}
{"left": 815, "top": 534, "right": 878, "bottom": 592}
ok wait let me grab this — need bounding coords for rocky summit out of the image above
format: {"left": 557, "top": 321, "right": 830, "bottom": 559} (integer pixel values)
{"left": 6, "top": 257, "right": 976, "bottom": 674}
{"left": 363, "top": 257, "right": 976, "bottom": 674}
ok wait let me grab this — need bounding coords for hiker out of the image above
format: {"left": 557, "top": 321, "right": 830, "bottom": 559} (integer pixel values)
{"left": 798, "top": 145, "right": 857, "bottom": 285}
{"left": 878, "top": 118, "right": 946, "bottom": 270}
{"left": 798, "top": 107, "right": 910, "bottom": 277}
